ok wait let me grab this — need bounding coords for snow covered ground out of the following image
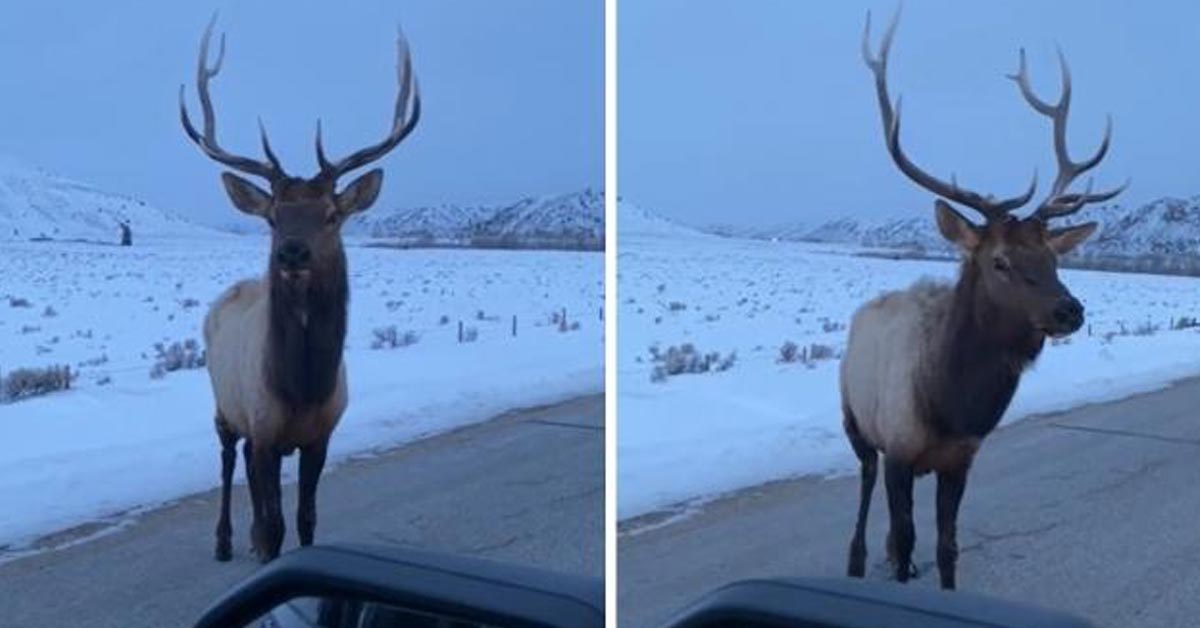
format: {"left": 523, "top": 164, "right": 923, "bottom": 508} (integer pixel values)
{"left": 617, "top": 206, "right": 1200, "bottom": 521}
{"left": 0, "top": 236, "right": 603, "bottom": 551}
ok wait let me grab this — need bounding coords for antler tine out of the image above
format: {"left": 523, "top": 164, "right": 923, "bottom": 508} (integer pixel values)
{"left": 1008, "top": 47, "right": 1125, "bottom": 220}
{"left": 257, "top": 118, "right": 284, "bottom": 173}
{"left": 863, "top": 8, "right": 1036, "bottom": 222}
{"left": 315, "top": 119, "right": 333, "bottom": 172}
{"left": 179, "top": 14, "right": 286, "bottom": 181}
{"left": 316, "top": 26, "right": 421, "bottom": 183}
{"left": 1037, "top": 176, "right": 1130, "bottom": 219}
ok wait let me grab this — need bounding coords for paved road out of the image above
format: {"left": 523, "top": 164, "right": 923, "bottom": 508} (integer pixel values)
{"left": 0, "top": 395, "right": 603, "bottom": 628}
{"left": 619, "top": 379, "right": 1200, "bottom": 628}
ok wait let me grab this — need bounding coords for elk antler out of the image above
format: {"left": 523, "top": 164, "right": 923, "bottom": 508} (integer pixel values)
{"left": 179, "top": 14, "right": 287, "bottom": 182}
{"left": 862, "top": 9, "right": 1038, "bottom": 222}
{"left": 1007, "top": 48, "right": 1128, "bottom": 221}
{"left": 315, "top": 27, "right": 421, "bottom": 183}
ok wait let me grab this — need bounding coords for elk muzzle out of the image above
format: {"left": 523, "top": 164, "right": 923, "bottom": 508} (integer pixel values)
{"left": 275, "top": 239, "right": 312, "bottom": 281}
{"left": 1047, "top": 295, "right": 1084, "bottom": 336}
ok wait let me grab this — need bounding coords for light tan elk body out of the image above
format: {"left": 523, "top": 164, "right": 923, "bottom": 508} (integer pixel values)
{"left": 843, "top": 9, "right": 1126, "bottom": 589}
{"left": 180, "top": 16, "right": 421, "bottom": 562}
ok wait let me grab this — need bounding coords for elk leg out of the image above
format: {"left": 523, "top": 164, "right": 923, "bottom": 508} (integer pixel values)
{"left": 251, "top": 443, "right": 285, "bottom": 562}
{"left": 214, "top": 417, "right": 238, "bottom": 561}
{"left": 845, "top": 413, "right": 878, "bottom": 578}
{"left": 936, "top": 466, "right": 969, "bottom": 590}
{"left": 297, "top": 438, "right": 329, "bottom": 547}
{"left": 884, "top": 458, "right": 916, "bottom": 582}
{"left": 243, "top": 439, "right": 264, "bottom": 558}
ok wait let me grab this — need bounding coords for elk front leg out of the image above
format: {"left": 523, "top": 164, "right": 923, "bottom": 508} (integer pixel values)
{"left": 214, "top": 418, "right": 238, "bottom": 561}
{"left": 884, "top": 458, "right": 917, "bottom": 582}
{"left": 250, "top": 442, "right": 285, "bottom": 562}
{"left": 297, "top": 438, "right": 329, "bottom": 547}
{"left": 936, "top": 466, "right": 969, "bottom": 590}
{"left": 243, "top": 439, "right": 262, "bottom": 559}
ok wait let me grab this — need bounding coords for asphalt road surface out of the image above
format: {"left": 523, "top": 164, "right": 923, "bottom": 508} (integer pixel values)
{"left": 619, "top": 379, "right": 1200, "bottom": 628}
{"left": 0, "top": 394, "right": 603, "bottom": 628}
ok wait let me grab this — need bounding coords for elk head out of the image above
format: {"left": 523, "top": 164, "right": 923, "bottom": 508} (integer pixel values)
{"left": 862, "top": 9, "right": 1127, "bottom": 337}
{"left": 179, "top": 16, "right": 420, "bottom": 288}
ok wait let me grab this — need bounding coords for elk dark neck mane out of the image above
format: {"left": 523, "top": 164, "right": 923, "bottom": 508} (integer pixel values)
{"left": 923, "top": 259, "right": 1046, "bottom": 439}
{"left": 266, "top": 248, "right": 349, "bottom": 409}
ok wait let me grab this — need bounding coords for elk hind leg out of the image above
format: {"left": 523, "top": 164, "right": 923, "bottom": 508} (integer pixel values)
{"left": 845, "top": 408, "right": 878, "bottom": 578}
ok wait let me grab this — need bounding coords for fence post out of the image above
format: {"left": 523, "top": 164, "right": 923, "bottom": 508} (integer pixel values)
{"left": 458, "top": 321, "right": 463, "bottom": 344}
{"left": 512, "top": 314, "right": 518, "bottom": 337}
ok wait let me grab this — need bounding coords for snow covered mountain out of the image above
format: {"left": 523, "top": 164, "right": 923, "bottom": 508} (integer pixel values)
{"left": 703, "top": 196, "right": 1200, "bottom": 264}
{"left": 343, "top": 188, "right": 604, "bottom": 250}
{"left": 0, "top": 156, "right": 210, "bottom": 243}
{"left": 1081, "top": 197, "right": 1200, "bottom": 258}
{"left": 471, "top": 188, "right": 604, "bottom": 249}
{"left": 343, "top": 203, "right": 495, "bottom": 242}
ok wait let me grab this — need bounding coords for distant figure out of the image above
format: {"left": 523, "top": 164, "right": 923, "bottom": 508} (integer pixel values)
{"left": 119, "top": 221, "right": 132, "bottom": 247}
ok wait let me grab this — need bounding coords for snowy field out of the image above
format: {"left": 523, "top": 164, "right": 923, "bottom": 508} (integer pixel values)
{"left": 0, "top": 237, "right": 603, "bottom": 552}
{"left": 618, "top": 216, "right": 1200, "bottom": 521}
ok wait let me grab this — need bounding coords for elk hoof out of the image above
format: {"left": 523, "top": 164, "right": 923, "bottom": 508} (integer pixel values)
{"left": 895, "top": 563, "right": 919, "bottom": 581}
{"left": 253, "top": 547, "right": 278, "bottom": 564}
{"left": 214, "top": 542, "right": 232, "bottom": 562}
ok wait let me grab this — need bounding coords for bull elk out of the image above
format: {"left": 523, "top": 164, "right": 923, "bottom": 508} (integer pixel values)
{"left": 843, "top": 9, "right": 1126, "bottom": 589}
{"left": 179, "top": 16, "right": 420, "bottom": 562}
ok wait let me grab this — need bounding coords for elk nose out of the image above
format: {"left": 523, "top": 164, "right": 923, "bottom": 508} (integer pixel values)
{"left": 275, "top": 239, "right": 311, "bottom": 269}
{"left": 1052, "top": 296, "right": 1084, "bottom": 330}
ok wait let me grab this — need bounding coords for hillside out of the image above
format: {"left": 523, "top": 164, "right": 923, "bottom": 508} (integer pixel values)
{"left": 342, "top": 188, "right": 604, "bottom": 250}
{"left": 0, "top": 156, "right": 209, "bottom": 243}
{"left": 699, "top": 196, "right": 1200, "bottom": 273}
{"left": 618, "top": 199, "right": 711, "bottom": 240}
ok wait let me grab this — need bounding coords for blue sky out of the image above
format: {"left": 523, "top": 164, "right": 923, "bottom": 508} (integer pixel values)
{"left": 620, "top": 0, "right": 1200, "bottom": 226}
{"left": 0, "top": 1, "right": 602, "bottom": 224}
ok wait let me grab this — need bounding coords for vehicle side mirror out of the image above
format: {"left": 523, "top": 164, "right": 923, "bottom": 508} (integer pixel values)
{"left": 659, "top": 578, "right": 1094, "bottom": 628}
{"left": 193, "top": 544, "right": 603, "bottom": 628}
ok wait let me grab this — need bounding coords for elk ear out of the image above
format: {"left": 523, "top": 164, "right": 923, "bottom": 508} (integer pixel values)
{"left": 220, "top": 173, "right": 272, "bottom": 218}
{"left": 934, "top": 199, "right": 981, "bottom": 250}
{"left": 336, "top": 169, "right": 384, "bottom": 214}
{"left": 1046, "top": 221, "right": 1097, "bottom": 255}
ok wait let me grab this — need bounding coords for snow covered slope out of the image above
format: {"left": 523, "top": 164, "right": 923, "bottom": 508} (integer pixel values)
{"left": 0, "top": 156, "right": 210, "bottom": 243}
{"left": 618, "top": 199, "right": 711, "bottom": 240}
{"left": 472, "top": 188, "right": 604, "bottom": 249}
{"left": 706, "top": 197, "right": 1200, "bottom": 265}
{"left": 343, "top": 203, "right": 494, "bottom": 242}
{"left": 342, "top": 188, "right": 604, "bottom": 249}
{"left": 1083, "top": 197, "right": 1200, "bottom": 257}
{"left": 0, "top": 237, "right": 602, "bottom": 550}
{"left": 618, "top": 209, "right": 1200, "bottom": 519}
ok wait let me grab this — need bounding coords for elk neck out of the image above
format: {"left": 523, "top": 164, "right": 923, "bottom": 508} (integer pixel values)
{"left": 265, "top": 246, "right": 349, "bottom": 410}
{"left": 924, "top": 258, "right": 1046, "bottom": 439}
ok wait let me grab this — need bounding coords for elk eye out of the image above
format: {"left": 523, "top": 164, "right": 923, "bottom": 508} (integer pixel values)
{"left": 992, "top": 257, "right": 1011, "bottom": 272}
{"left": 325, "top": 213, "right": 340, "bottom": 226}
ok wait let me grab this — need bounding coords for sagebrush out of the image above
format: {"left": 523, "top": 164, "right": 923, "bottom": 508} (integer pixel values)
{"left": 2, "top": 365, "right": 72, "bottom": 402}
{"left": 150, "top": 339, "right": 206, "bottom": 379}
{"left": 649, "top": 343, "right": 736, "bottom": 382}
{"left": 371, "top": 326, "right": 420, "bottom": 350}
